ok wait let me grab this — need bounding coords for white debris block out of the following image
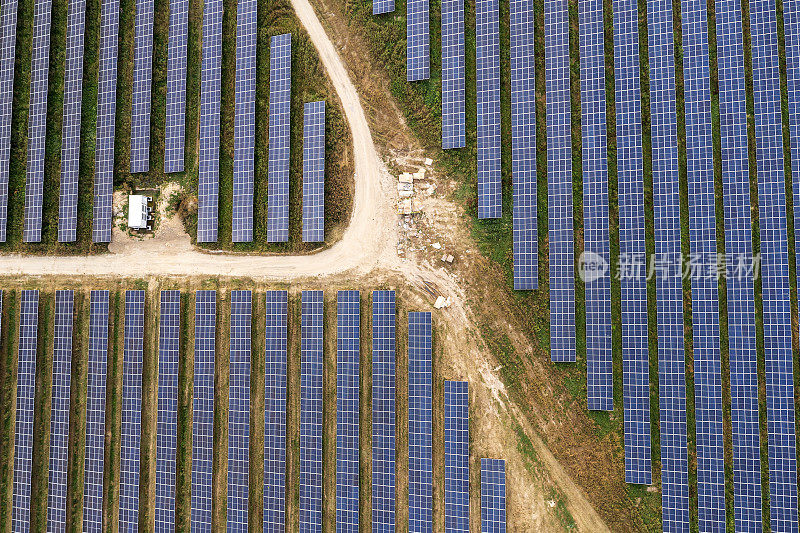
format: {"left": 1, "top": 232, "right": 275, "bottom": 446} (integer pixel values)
{"left": 399, "top": 172, "right": 413, "bottom": 183}
{"left": 399, "top": 199, "right": 413, "bottom": 215}
{"left": 432, "top": 242, "right": 441, "bottom": 249}
{"left": 441, "top": 254, "right": 449, "bottom": 262}
{"left": 445, "top": 254, "right": 454, "bottom": 263}
{"left": 413, "top": 169, "right": 426, "bottom": 180}
{"left": 434, "top": 296, "right": 449, "bottom": 309}
{"left": 398, "top": 182, "right": 413, "bottom": 197}
{"left": 425, "top": 157, "right": 433, "bottom": 166}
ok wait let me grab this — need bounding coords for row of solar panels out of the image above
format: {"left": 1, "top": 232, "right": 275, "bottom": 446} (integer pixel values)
{"left": 6, "top": 289, "right": 505, "bottom": 531}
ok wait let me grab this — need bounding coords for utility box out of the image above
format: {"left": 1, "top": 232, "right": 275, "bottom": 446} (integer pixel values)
{"left": 128, "top": 194, "right": 153, "bottom": 231}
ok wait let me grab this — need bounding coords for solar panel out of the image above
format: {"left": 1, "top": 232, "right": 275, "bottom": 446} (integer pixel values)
{"left": 372, "top": 290, "right": 396, "bottom": 531}
{"left": 46, "top": 290, "right": 74, "bottom": 531}
{"left": 92, "top": 0, "right": 120, "bottom": 243}
{"left": 681, "top": 0, "right": 726, "bottom": 527}
{"left": 83, "top": 290, "right": 110, "bottom": 532}
{"left": 228, "top": 290, "right": 252, "bottom": 531}
{"left": 191, "top": 290, "right": 216, "bottom": 532}
{"left": 0, "top": 0, "right": 18, "bottom": 241}
{"left": 130, "top": 0, "right": 154, "bottom": 173}
{"left": 373, "top": 0, "right": 394, "bottom": 15}
{"left": 164, "top": 0, "right": 188, "bottom": 172}
{"left": 715, "top": 0, "right": 763, "bottom": 526}
{"left": 545, "top": 0, "right": 575, "bottom": 363}
{"left": 268, "top": 34, "right": 291, "bottom": 243}
{"left": 406, "top": 0, "right": 429, "bottom": 80}
{"left": 303, "top": 101, "right": 325, "bottom": 243}
{"left": 480, "top": 459, "right": 505, "bottom": 533}
{"left": 23, "top": 0, "right": 53, "bottom": 243}
{"left": 612, "top": 0, "right": 651, "bottom": 484}
{"left": 408, "top": 312, "right": 432, "bottom": 533}
{"left": 510, "top": 0, "right": 537, "bottom": 290}
{"left": 155, "top": 290, "right": 181, "bottom": 532}
{"left": 441, "top": 0, "right": 465, "bottom": 149}
{"left": 12, "top": 290, "right": 38, "bottom": 531}
{"left": 197, "top": 0, "right": 222, "bottom": 242}
{"left": 231, "top": 0, "right": 257, "bottom": 242}
{"left": 300, "top": 290, "right": 323, "bottom": 533}
{"left": 57, "top": 0, "right": 87, "bottom": 242}
{"left": 444, "top": 381, "right": 469, "bottom": 533}
{"left": 264, "top": 290, "right": 288, "bottom": 532}
{"left": 336, "top": 290, "right": 360, "bottom": 531}
{"left": 647, "top": 1, "right": 690, "bottom": 526}
{"left": 476, "top": 0, "right": 500, "bottom": 219}
{"left": 749, "top": 0, "right": 799, "bottom": 527}
{"left": 787, "top": 0, "right": 800, "bottom": 292}
{"left": 119, "top": 290, "right": 146, "bottom": 530}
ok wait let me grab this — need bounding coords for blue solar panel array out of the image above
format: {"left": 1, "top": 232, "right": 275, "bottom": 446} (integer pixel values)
{"left": 408, "top": 311, "right": 432, "bottom": 533}
{"left": 545, "top": 0, "right": 574, "bottom": 363}
{"left": 647, "top": 0, "right": 690, "bottom": 526}
{"left": 164, "top": 0, "right": 188, "bottom": 172}
{"left": 191, "top": 290, "right": 216, "bottom": 532}
{"left": 23, "top": 0, "right": 53, "bottom": 243}
{"left": 303, "top": 101, "right": 325, "bottom": 243}
{"left": 476, "top": 0, "right": 501, "bottom": 219}
{"left": 83, "top": 290, "right": 110, "bottom": 532}
{"left": 0, "top": 0, "right": 18, "bottom": 242}
{"left": 480, "top": 459, "right": 506, "bottom": 533}
{"left": 93, "top": 0, "right": 120, "bottom": 243}
{"left": 444, "top": 381, "right": 469, "bottom": 533}
{"left": 681, "top": 0, "right": 726, "bottom": 527}
{"left": 787, "top": 0, "right": 800, "bottom": 291}
{"left": 406, "top": 0, "right": 429, "bottom": 80}
{"left": 612, "top": 0, "right": 651, "bottom": 484}
{"left": 372, "top": 290, "right": 396, "bottom": 531}
{"left": 579, "top": 0, "right": 611, "bottom": 410}
{"left": 58, "top": 0, "right": 87, "bottom": 242}
{"left": 714, "top": 0, "right": 762, "bottom": 526}
{"left": 155, "top": 290, "right": 181, "bottom": 531}
{"left": 373, "top": 0, "right": 394, "bottom": 15}
{"left": 336, "top": 291, "right": 360, "bottom": 532}
{"left": 197, "top": 0, "right": 222, "bottom": 242}
{"left": 300, "top": 290, "right": 323, "bottom": 533}
{"left": 510, "top": 0, "right": 537, "bottom": 290}
{"left": 228, "top": 290, "right": 252, "bottom": 530}
{"left": 749, "top": 0, "right": 799, "bottom": 527}
{"left": 130, "top": 0, "right": 154, "bottom": 173}
{"left": 441, "top": 0, "right": 465, "bottom": 149}
{"left": 264, "top": 290, "right": 288, "bottom": 532}
{"left": 268, "top": 34, "right": 291, "bottom": 243}
{"left": 12, "top": 290, "right": 38, "bottom": 531}
{"left": 119, "top": 290, "right": 146, "bottom": 530}
{"left": 232, "top": 0, "right": 257, "bottom": 242}
{"left": 46, "top": 290, "right": 74, "bottom": 531}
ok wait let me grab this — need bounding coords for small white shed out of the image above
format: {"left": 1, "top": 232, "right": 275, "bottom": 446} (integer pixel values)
{"left": 128, "top": 195, "right": 150, "bottom": 230}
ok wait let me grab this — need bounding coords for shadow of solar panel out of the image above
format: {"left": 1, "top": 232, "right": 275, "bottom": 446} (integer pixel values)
{"left": 579, "top": 0, "right": 612, "bottom": 411}
{"left": 300, "top": 290, "right": 323, "bottom": 533}
{"left": 303, "top": 101, "right": 325, "bottom": 243}
{"left": 545, "top": 0, "right": 575, "bottom": 363}
{"left": 336, "top": 291, "right": 360, "bottom": 531}
{"left": 749, "top": 0, "right": 799, "bottom": 527}
{"left": 373, "top": 0, "right": 394, "bottom": 14}
{"left": 372, "top": 290, "right": 396, "bottom": 531}
{"left": 155, "top": 290, "right": 181, "bottom": 532}
{"left": 441, "top": 0, "right": 465, "bottom": 149}
{"left": 83, "top": 290, "right": 110, "bottom": 532}
{"left": 476, "top": 0, "right": 500, "bottom": 219}
{"left": 408, "top": 312, "right": 432, "bottom": 533}
{"left": 58, "top": 0, "right": 87, "bottom": 242}
{"left": 23, "top": 0, "right": 53, "bottom": 243}
{"left": 47, "top": 290, "right": 74, "bottom": 531}
{"left": 407, "top": 0, "right": 429, "bottom": 80}
{"left": 197, "top": 0, "right": 223, "bottom": 242}
{"left": 480, "top": 459, "right": 505, "bottom": 533}
{"left": 232, "top": 0, "right": 257, "bottom": 242}
{"left": 119, "top": 290, "right": 146, "bottom": 530}
{"left": 130, "top": 0, "right": 154, "bottom": 173}
{"left": 264, "top": 290, "right": 288, "bottom": 532}
{"left": 12, "top": 290, "right": 38, "bottom": 531}
{"left": 268, "top": 34, "right": 292, "bottom": 243}
{"left": 191, "top": 290, "right": 216, "bottom": 532}
{"left": 444, "top": 381, "right": 469, "bottom": 533}
{"left": 228, "top": 290, "right": 252, "bottom": 531}
{"left": 165, "top": 0, "right": 188, "bottom": 173}
{"left": 612, "top": 0, "right": 651, "bottom": 485}
{"left": 510, "top": 0, "right": 537, "bottom": 290}
{"left": 714, "top": 0, "right": 762, "bottom": 527}
{"left": 93, "top": 0, "right": 120, "bottom": 243}
{"left": 0, "top": 1, "right": 18, "bottom": 242}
